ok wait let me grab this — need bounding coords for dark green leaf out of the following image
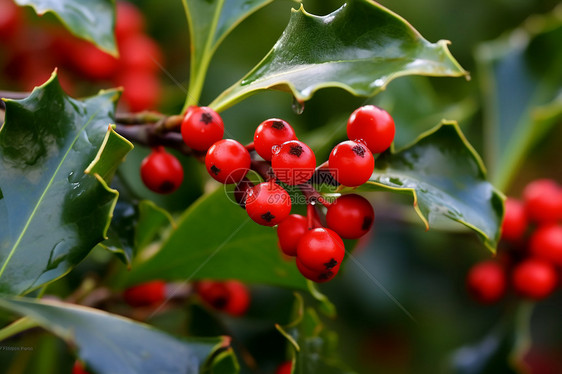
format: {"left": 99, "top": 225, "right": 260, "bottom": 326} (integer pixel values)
{"left": 122, "top": 187, "right": 307, "bottom": 290}
{"left": 210, "top": 0, "right": 468, "bottom": 112}
{"left": 356, "top": 122, "right": 503, "bottom": 251}
{"left": 183, "top": 0, "right": 281, "bottom": 107}
{"left": 276, "top": 294, "right": 357, "bottom": 374}
{"left": 477, "top": 10, "right": 562, "bottom": 190}
{"left": 0, "top": 73, "right": 132, "bottom": 295}
{"left": 447, "top": 303, "right": 532, "bottom": 374}
{"left": 0, "top": 296, "right": 234, "bottom": 374}
{"left": 14, "top": 0, "right": 117, "bottom": 55}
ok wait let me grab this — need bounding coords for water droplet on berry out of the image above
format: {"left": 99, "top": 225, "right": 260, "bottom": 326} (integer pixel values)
{"left": 292, "top": 97, "right": 304, "bottom": 114}
{"left": 271, "top": 144, "right": 281, "bottom": 155}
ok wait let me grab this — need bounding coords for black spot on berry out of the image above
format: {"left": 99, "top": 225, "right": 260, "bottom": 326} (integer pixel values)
{"left": 352, "top": 144, "right": 365, "bottom": 157}
{"left": 159, "top": 181, "right": 176, "bottom": 193}
{"left": 261, "top": 211, "right": 276, "bottom": 222}
{"left": 272, "top": 121, "right": 285, "bottom": 130}
{"left": 289, "top": 145, "right": 304, "bottom": 157}
{"left": 362, "top": 216, "right": 373, "bottom": 231}
{"left": 200, "top": 112, "right": 214, "bottom": 124}
{"left": 319, "top": 271, "right": 334, "bottom": 281}
{"left": 324, "top": 258, "right": 338, "bottom": 270}
{"left": 211, "top": 296, "right": 228, "bottom": 310}
{"left": 210, "top": 165, "right": 221, "bottom": 175}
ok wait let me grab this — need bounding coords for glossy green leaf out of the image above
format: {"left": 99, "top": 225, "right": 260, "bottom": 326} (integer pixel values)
{"left": 182, "top": 0, "right": 284, "bottom": 108}
{"left": 122, "top": 187, "right": 307, "bottom": 290}
{"left": 477, "top": 9, "right": 562, "bottom": 190}
{"left": 100, "top": 200, "right": 175, "bottom": 267}
{"left": 0, "top": 296, "right": 234, "bottom": 374}
{"left": 14, "top": 0, "right": 117, "bottom": 55}
{"left": 355, "top": 122, "right": 503, "bottom": 251}
{"left": 0, "top": 73, "right": 132, "bottom": 295}
{"left": 210, "top": 0, "right": 468, "bottom": 112}
{"left": 447, "top": 303, "right": 532, "bottom": 374}
{"left": 276, "top": 294, "right": 357, "bottom": 374}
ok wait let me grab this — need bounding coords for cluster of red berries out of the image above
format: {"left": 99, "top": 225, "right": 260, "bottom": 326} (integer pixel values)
{"left": 122, "top": 279, "right": 250, "bottom": 316}
{"left": 467, "top": 178, "right": 562, "bottom": 303}
{"left": 141, "top": 104, "right": 393, "bottom": 282}
{"left": 0, "top": 0, "right": 162, "bottom": 112}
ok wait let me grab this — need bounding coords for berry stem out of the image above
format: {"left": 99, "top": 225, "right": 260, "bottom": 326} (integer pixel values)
{"left": 245, "top": 142, "right": 255, "bottom": 152}
{"left": 250, "top": 159, "right": 275, "bottom": 181}
{"left": 307, "top": 203, "right": 323, "bottom": 229}
{"left": 114, "top": 123, "right": 197, "bottom": 157}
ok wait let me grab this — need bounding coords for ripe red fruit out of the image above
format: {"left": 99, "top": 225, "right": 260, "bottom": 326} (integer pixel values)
{"left": 501, "top": 198, "right": 528, "bottom": 241}
{"left": 466, "top": 261, "right": 506, "bottom": 304}
{"left": 296, "top": 257, "right": 340, "bottom": 283}
{"left": 253, "top": 118, "right": 297, "bottom": 161}
{"left": 326, "top": 194, "right": 374, "bottom": 239}
{"left": 245, "top": 182, "right": 292, "bottom": 226}
{"left": 296, "top": 228, "right": 345, "bottom": 272}
{"left": 0, "top": 0, "right": 22, "bottom": 40}
{"left": 205, "top": 139, "right": 251, "bottom": 184}
{"left": 277, "top": 214, "right": 308, "bottom": 256}
{"left": 71, "top": 41, "right": 119, "bottom": 80}
{"left": 140, "top": 147, "right": 184, "bottom": 194}
{"left": 119, "top": 34, "right": 163, "bottom": 73}
{"left": 275, "top": 361, "right": 293, "bottom": 374}
{"left": 196, "top": 280, "right": 250, "bottom": 316}
{"left": 529, "top": 224, "right": 562, "bottom": 266}
{"left": 115, "top": 1, "right": 145, "bottom": 42}
{"left": 347, "top": 105, "right": 395, "bottom": 154}
{"left": 271, "top": 140, "right": 316, "bottom": 185}
{"left": 118, "top": 70, "right": 161, "bottom": 112}
{"left": 512, "top": 259, "right": 558, "bottom": 300}
{"left": 123, "top": 280, "right": 167, "bottom": 307}
{"left": 328, "top": 140, "right": 374, "bottom": 187}
{"left": 181, "top": 106, "right": 224, "bottom": 151}
{"left": 523, "top": 179, "right": 562, "bottom": 223}
{"left": 72, "top": 361, "right": 89, "bottom": 374}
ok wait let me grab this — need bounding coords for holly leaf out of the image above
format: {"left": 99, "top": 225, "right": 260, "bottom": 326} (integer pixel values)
{"left": 476, "top": 10, "right": 562, "bottom": 190}
{"left": 100, "top": 200, "right": 175, "bottom": 268}
{"left": 276, "top": 294, "right": 357, "bottom": 374}
{"left": 0, "top": 72, "right": 132, "bottom": 295}
{"left": 0, "top": 296, "right": 235, "bottom": 374}
{"left": 210, "top": 0, "right": 468, "bottom": 112}
{"left": 183, "top": 0, "right": 284, "bottom": 106}
{"left": 447, "top": 304, "right": 532, "bottom": 374}
{"left": 355, "top": 121, "right": 503, "bottom": 251}
{"left": 122, "top": 187, "right": 307, "bottom": 290}
{"left": 14, "top": 0, "right": 117, "bottom": 55}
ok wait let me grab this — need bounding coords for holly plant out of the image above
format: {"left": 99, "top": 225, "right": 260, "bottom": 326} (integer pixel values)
{"left": 0, "top": 0, "right": 561, "bottom": 373}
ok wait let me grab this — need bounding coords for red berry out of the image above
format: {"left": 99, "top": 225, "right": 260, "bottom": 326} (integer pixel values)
{"left": 181, "top": 106, "right": 224, "bottom": 151}
{"left": 196, "top": 280, "right": 250, "bottom": 316}
{"left": 0, "top": 0, "right": 22, "bottom": 40}
{"left": 501, "top": 198, "right": 528, "bottom": 241}
{"left": 296, "top": 228, "right": 344, "bottom": 272}
{"left": 466, "top": 261, "right": 506, "bottom": 304}
{"left": 277, "top": 214, "right": 308, "bottom": 256}
{"left": 123, "top": 280, "right": 167, "bottom": 307}
{"left": 271, "top": 140, "right": 316, "bottom": 185}
{"left": 523, "top": 179, "right": 562, "bottom": 223}
{"left": 140, "top": 147, "right": 184, "bottom": 194}
{"left": 276, "top": 361, "right": 293, "bottom": 374}
{"left": 296, "top": 257, "right": 340, "bottom": 283}
{"left": 71, "top": 41, "right": 119, "bottom": 80}
{"left": 245, "top": 182, "right": 292, "bottom": 226}
{"left": 529, "top": 224, "right": 562, "bottom": 266}
{"left": 115, "top": 1, "right": 145, "bottom": 42}
{"left": 254, "top": 118, "right": 297, "bottom": 161}
{"left": 119, "top": 34, "right": 163, "bottom": 73}
{"left": 118, "top": 70, "right": 161, "bottom": 112}
{"left": 512, "top": 258, "right": 558, "bottom": 300}
{"left": 347, "top": 105, "right": 395, "bottom": 154}
{"left": 329, "top": 140, "right": 374, "bottom": 187}
{"left": 326, "top": 194, "right": 374, "bottom": 239}
{"left": 72, "top": 361, "right": 90, "bottom": 374}
{"left": 205, "top": 139, "right": 251, "bottom": 184}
